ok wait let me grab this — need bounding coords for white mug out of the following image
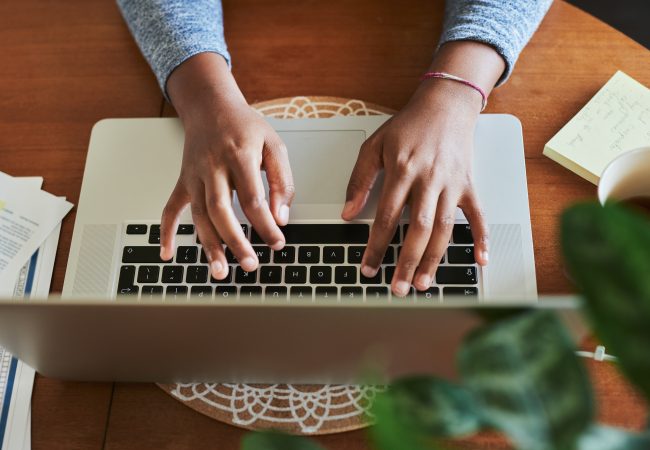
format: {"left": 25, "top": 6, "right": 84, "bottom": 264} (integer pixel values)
{"left": 598, "top": 146, "right": 650, "bottom": 205}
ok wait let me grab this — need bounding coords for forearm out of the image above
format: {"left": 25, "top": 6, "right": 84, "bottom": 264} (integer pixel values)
{"left": 440, "top": 0, "right": 553, "bottom": 85}
{"left": 116, "top": 0, "right": 230, "bottom": 98}
{"left": 167, "top": 53, "right": 245, "bottom": 123}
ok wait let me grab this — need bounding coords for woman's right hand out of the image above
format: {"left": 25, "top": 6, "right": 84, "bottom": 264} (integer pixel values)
{"left": 160, "top": 53, "right": 295, "bottom": 279}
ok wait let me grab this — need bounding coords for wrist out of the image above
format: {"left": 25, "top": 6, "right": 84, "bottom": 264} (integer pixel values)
{"left": 167, "top": 53, "right": 247, "bottom": 122}
{"left": 412, "top": 77, "right": 484, "bottom": 117}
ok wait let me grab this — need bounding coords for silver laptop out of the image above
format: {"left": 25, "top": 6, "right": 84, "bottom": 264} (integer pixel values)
{"left": 62, "top": 114, "right": 536, "bottom": 302}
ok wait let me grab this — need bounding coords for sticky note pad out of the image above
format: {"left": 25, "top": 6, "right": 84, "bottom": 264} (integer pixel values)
{"left": 543, "top": 71, "right": 650, "bottom": 184}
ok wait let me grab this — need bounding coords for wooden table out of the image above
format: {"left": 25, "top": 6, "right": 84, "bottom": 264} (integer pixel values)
{"left": 1, "top": 0, "right": 648, "bottom": 448}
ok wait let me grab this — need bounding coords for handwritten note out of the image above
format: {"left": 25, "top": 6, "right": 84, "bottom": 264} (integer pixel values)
{"left": 543, "top": 71, "right": 650, "bottom": 184}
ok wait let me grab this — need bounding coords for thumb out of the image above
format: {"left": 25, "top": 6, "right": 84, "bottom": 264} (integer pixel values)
{"left": 262, "top": 137, "right": 295, "bottom": 226}
{"left": 342, "top": 138, "right": 382, "bottom": 220}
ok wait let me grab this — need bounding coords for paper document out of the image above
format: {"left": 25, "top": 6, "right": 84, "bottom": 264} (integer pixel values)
{"left": 543, "top": 71, "right": 650, "bottom": 184}
{"left": 0, "top": 171, "right": 72, "bottom": 289}
{"left": 0, "top": 176, "right": 65, "bottom": 449}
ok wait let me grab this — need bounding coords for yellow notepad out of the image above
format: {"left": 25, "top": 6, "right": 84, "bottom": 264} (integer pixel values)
{"left": 543, "top": 71, "right": 650, "bottom": 185}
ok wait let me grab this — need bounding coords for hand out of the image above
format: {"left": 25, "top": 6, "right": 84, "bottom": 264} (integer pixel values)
{"left": 160, "top": 53, "right": 295, "bottom": 278}
{"left": 342, "top": 80, "right": 489, "bottom": 296}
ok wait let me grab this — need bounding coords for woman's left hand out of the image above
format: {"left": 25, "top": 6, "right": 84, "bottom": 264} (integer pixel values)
{"left": 342, "top": 79, "right": 489, "bottom": 297}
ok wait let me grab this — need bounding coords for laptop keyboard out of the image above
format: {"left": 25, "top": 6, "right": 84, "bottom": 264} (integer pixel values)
{"left": 117, "top": 222, "right": 480, "bottom": 302}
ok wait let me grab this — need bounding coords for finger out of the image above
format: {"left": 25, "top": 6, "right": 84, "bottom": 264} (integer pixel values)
{"left": 392, "top": 184, "right": 439, "bottom": 296}
{"left": 459, "top": 189, "right": 489, "bottom": 266}
{"left": 190, "top": 186, "right": 229, "bottom": 280}
{"left": 205, "top": 174, "right": 258, "bottom": 272}
{"left": 160, "top": 181, "right": 189, "bottom": 261}
{"left": 413, "top": 191, "right": 458, "bottom": 291}
{"left": 342, "top": 138, "right": 382, "bottom": 220}
{"left": 262, "top": 137, "right": 295, "bottom": 226}
{"left": 361, "top": 169, "right": 411, "bottom": 277}
{"left": 232, "top": 154, "right": 285, "bottom": 250}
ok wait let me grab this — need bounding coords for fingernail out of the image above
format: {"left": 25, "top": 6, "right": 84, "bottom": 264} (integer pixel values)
{"left": 160, "top": 246, "right": 166, "bottom": 259}
{"left": 241, "top": 256, "right": 257, "bottom": 271}
{"left": 279, "top": 205, "right": 290, "bottom": 224}
{"left": 210, "top": 260, "right": 222, "bottom": 276}
{"left": 394, "top": 281, "right": 410, "bottom": 296}
{"left": 416, "top": 274, "right": 431, "bottom": 288}
{"left": 361, "top": 265, "right": 378, "bottom": 278}
{"left": 271, "top": 240, "right": 285, "bottom": 251}
{"left": 342, "top": 201, "right": 354, "bottom": 217}
{"left": 481, "top": 250, "right": 489, "bottom": 264}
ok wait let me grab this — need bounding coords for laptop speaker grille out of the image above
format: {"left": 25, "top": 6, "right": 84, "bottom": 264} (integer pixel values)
{"left": 71, "top": 224, "right": 117, "bottom": 297}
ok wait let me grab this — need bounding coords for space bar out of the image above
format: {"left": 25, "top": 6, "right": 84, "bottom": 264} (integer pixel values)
{"left": 252, "top": 224, "right": 369, "bottom": 244}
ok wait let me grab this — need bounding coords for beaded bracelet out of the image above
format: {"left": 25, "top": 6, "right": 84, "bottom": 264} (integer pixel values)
{"left": 420, "top": 71, "right": 487, "bottom": 112}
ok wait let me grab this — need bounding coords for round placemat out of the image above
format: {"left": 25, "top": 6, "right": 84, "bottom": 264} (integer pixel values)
{"left": 157, "top": 96, "right": 393, "bottom": 435}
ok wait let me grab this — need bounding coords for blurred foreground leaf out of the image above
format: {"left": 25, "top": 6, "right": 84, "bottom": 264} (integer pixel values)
{"left": 241, "top": 430, "right": 324, "bottom": 450}
{"left": 577, "top": 425, "right": 650, "bottom": 449}
{"left": 562, "top": 202, "right": 650, "bottom": 400}
{"left": 458, "top": 310, "right": 593, "bottom": 450}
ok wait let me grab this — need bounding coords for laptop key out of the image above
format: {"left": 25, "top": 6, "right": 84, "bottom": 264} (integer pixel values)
{"left": 265, "top": 286, "right": 287, "bottom": 299}
{"left": 310, "top": 266, "right": 332, "bottom": 284}
{"left": 235, "top": 267, "right": 257, "bottom": 284}
{"left": 141, "top": 285, "right": 163, "bottom": 298}
{"left": 126, "top": 224, "right": 147, "bottom": 235}
{"left": 148, "top": 234, "right": 160, "bottom": 244}
{"left": 366, "top": 286, "right": 389, "bottom": 299}
{"left": 315, "top": 286, "right": 338, "bottom": 300}
{"left": 117, "top": 285, "right": 138, "bottom": 296}
{"left": 122, "top": 246, "right": 168, "bottom": 264}
{"left": 448, "top": 246, "right": 475, "bottom": 264}
{"left": 162, "top": 266, "right": 184, "bottom": 283}
{"left": 253, "top": 246, "right": 271, "bottom": 264}
{"left": 190, "top": 286, "right": 212, "bottom": 298}
{"left": 341, "top": 287, "right": 363, "bottom": 299}
{"left": 290, "top": 286, "right": 313, "bottom": 300}
{"left": 225, "top": 248, "right": 237, "bottom": 264}
{"left": 416, "top": 287, "right": 440, "bottom": 300}
{"left": 285, "top": 266, "right": 307, "bottom": 284}
{"left": 186, "top": 265, "right": 209, "bottom": 284}
{"left": 252, "top": 224, "right": 369, "bottom": 244}
{"left": 241, "top": 286, "right": 263, "bottom": 298}
{"left": 452, "top": 224, "right": 473, "bottom": 244}
{"left": 384, "top": 266, "right": 395, "bottom": 284}
{"left": 323, "top": 246, "right": 344, "bottom": 264}
{"left": 335, "top": 266, "right": 357, "bottom": 284}
{"left": 210, "top": 268, "right": 233, "bottom": 284}
{"left": 215, "top": 286, "right": 237, "bottom": 297}
{"left": 118, "top": 265, "right": 136, "bottom": 287}
{"left": 360, "top": 267, "right": 382, "bottom": 284}
{"left": 176, "top": 246, "right": 198, "bottom": 263}
{"left": 177, "top": 224, "right": 194, "bottom": 234}
{"left": 443, "top": 287, "right": 478, "bottom": 297}
{"left": 436, "top": 266, "right": 477, "bottom": 285}
{"left": 260, "top": 266, "right": 282, "bottom": 284}
{"left": 137, "top": 265, "right": 159, "bottom": 284}
{"left": 298, "top": 246, "right": 320, "bottom": 264}
{"left": 165, "top": 286, "right": 188, "bottom": 299}
{"left": 347, "top": 246, "right": 365, "bottom": 264}
{"left": 273, "top": 246, "right": 295, "bottom": 263}
{"left": 382, "top": 247, "right": 395, "bottom": 264}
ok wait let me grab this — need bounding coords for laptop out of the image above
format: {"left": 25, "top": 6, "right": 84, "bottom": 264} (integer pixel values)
{"left": 61, "top": 114, "right": 536, "bottom": 302}
{"left": 0, "top": 297, "right": 583, "bottom": 383}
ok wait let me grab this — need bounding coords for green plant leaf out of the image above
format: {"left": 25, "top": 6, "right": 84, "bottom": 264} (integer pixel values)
{"left": 241, "top": 430, "right": 325, "bottom": 450}
{"left": 577, "top": 425, "right": 650, "bottom": 449}
{"left": 387, "top": 376, "right": 481, "bottom": 437}
{"left": 458, "top": 310, "right": 593, "bottom": 450}
{"left": 561, "top": 202, "right": 650, "bottom": 400}
{"left": 368, "top": 389, "right": 441, "bottom": 450}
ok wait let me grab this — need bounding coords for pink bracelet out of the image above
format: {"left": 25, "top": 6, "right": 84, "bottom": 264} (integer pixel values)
{"left": 420, "top": 71, "right": 487, "bottom": 112}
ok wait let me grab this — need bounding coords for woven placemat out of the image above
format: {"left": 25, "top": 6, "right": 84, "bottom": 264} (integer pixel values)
{"left": 158, "top": 96, "right": 393, "bottom": 435}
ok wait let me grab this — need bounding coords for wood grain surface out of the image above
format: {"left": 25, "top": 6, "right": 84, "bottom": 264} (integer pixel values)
{"left": 0, "top": 0, "right": 648, "bottom": 448}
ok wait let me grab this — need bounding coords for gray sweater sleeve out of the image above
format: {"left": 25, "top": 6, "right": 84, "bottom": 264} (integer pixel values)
{"left": 439, "top": 0, "right": 553, "bottom": 85}
{"left": 116, "top": 0, "right": 230, "bottom": 99}
{"left": 117, "top": 0, "right": 550, "bottom": 97}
